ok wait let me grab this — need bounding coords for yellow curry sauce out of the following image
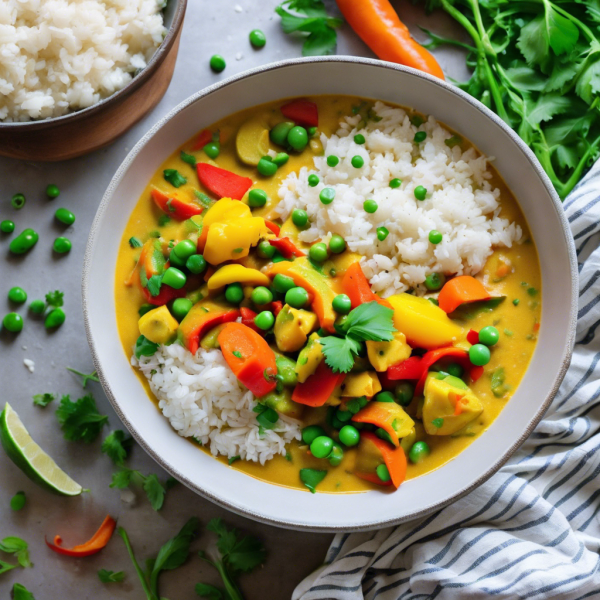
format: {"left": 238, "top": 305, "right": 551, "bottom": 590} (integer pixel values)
{"left": 115, "top": 96, "right": 541, "bottom": 493}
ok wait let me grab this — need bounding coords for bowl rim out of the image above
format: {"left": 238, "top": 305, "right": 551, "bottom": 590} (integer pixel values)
{"left": 83, "top": 56, "right": 578, "bottom": 532}
{"left": 0, "top": 0, "right": 187, "bottom": 130}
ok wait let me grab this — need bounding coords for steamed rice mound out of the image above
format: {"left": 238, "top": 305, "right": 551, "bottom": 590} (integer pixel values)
{"left": 276, "top": 101, "right": 522, "bottom": 297}
{"left": 0, "top": 0, "right": 166, "bottom": 121}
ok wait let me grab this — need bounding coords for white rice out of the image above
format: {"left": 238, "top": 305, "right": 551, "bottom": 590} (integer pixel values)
{"left": 276, "top": 101, "right": 522, "bottom": 297}
{"left": 133, "top": 344, "right": 301, "bottom": 464}
{"left": 0, "top": 0, "right": 166, "bottom": 121}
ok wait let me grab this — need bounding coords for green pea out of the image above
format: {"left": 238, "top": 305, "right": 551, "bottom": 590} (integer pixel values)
{"left": 53, "top": 237, "right": 71, "bottom": 254}
{"left": 186, "top": 254, "right": 207, "bottom": 274}
{"left": 354, "top": 134, "right": 365, "bottom": 145}
{"left": 248, "top": 189, "right": 268, "bottom": 207}
{"left": 225, "top": 283, "right": 244, "bottom": 304}
{"left": 9, "top": 229, "right": 39, "bottom": 254}
{"left": 8, "top": 287, "right": 27, "bottom": 304}
{"left": 173, "top": 239, "right": 196, "bottom": 260}
{"left": 319, "top": 188, "right": 335, "bottom": 205}
{"left": 339, "top": 425, "right": 360, "bottom": 447}
{"left": 285, "top": 286, "right": 309, "bottom": 308}
{"left": 287, "top": 126, "right": 309, "bottom": 152}
{"left": 252, "top": 286, "right": 273, "bottom": 306}
{"left": 169, "top": 250, "right": 185, "bottom": 270}
{"left": 3, "top": 312, "right": 23, "bottom": 332}
{"left": 257, "top": 241, "right": 276, "bottom": 259}
{"left": 329, "top": 234, "right": 346, "bottom": 254}
{"left": 171, "top": 298, "right": 193, "bottom": 321}
{"left": 377, "top": 227, "right": 389, "bottom": 241}
{"left": 310, "top": 435, "right": 334, "bottom": 458}
{"left": 469, "top": 343, "right": 491, "bottom": 366}
{"left": 11, "top": 193, "right": 25, "bottom": 210}
{"left": 270, "top": 122, "right": 295, "bottom": 147}
{"left": 309, "top": 242, "right": 328, "bottom": 263}
{"left": 254, "top": 310, "right": 274, "bottom": 330}
{"left": 10, "top": 491, "right": 26, "bottom": 511}
{"left": 328, "top": 443, "right": 344, "bottom": 467}
{"left": 351, "top": 155, "right": 364, "bottom": 168}
{"left": 513, "top": 298, "right": 520, "bottom": 306}
{"left": 249, "top": 29, "right": 266, "bottom": 48}
{"left": 46, "top": 184, "right": 60, "bottom": 199}
{"left": 302, "top": 425, "right": 325, "bottom": 445}
{"left": 389, "top": 178, "right": 402, "bottom": 188}
{"left": 376, "top": 464, "right": 391, "bottom": 482}
{"left": 409, "top": 441, "right": 430, "bottom": 464}
{"left": 210, "top": 54, "right": 226, "bottom": 72}
{"left": 424, "top": 272, "right": 445, "bottom": 291}
{"left": 479, "top": 325, "right": 500, "bottom": 346}
{"left": 327, "top": 155, "right": 339, "bottom": 167}
{"left": 162, "top": 267, "right": 187, "bottom": 290}
{"left": 292, "top": 208, "right": 308, "bottom": 228}
{"left": 432, "top": 417, "right": 444, "bottom": 428}
{"left": 375, "top": 391, "right": 395, "bottom": 403}
{"left": 414, "top": 131, "right": 427, "bottom": 143}
{"left": 55, "top": 208, "right": 75, "bottom": 226}
{"left": 446, "top": 363, "right": 463, "bottom": 378}
{"left": 273, "top": 273, "right": 296, "bottom": 293}
{"left": 332, "top": 294, "right": 351, "bottom": 314}
{"left": 29, "top": 299, "right": 45, "bottom": 315}
{"left": 414, "top": 185, "right": 428, "bottom": 201}
{"left": 1, "top": 220, "right": 15, "bottom": 234}
{"left": 307, "top": 174, "right": 320, "bottom": 187}
{"left": 272, "top": 153, "right": 289, "bottom": 167}
{"left": 308, "top": 126, "right": 317, "bottom": 137}
{"left": 363, "top": 199, "right": 378, "bottom": 213}
{"left": 395, "top": 382, "right": 414, "bottom": 406}
{"left": 336, "top": 408, "right": 352, "bottom": 423}
{"left": 429, "top": 230, "right": 443, "bottom": 244}
{"left": 44, "top": 308, "right": 65, "bottom": 329}
{"left": 203, "top": 142, "right": 220, "bottom": 159}
{"left": 138, "top": 304, "right": 154, "bottom": 317}
{"left": 257, "top": 157, "right": 278, "bottom": 177}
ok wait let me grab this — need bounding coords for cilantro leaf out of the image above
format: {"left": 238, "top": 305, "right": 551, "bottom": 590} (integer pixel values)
{"left": 45, "top": 290, "right": 64, "bottom": 308}
{"left": 576, "top": 59, "right": 600, "bottom": 104}
{"left": 98, "top": 569, "right": 125, "bottom": 583}
{"left": 340, "top": 301, "right": 396, "bottom": 342}
{"left": 109, "top": 468, "right": 139, "bottom": 489}
{"left": 129, "top": 236, "right": 143, "bottom": 248}
{"left": 33, "top": 392, "right": 56, "bottom": 407}
{"left": 55, "top": 394, "right": 108, "bottom": 443}
{"left": 12, "top": 583, "right": 35, "bottom": 600}
{"left": 299, "top": 468, "right": 326, "bottom": 493}
{"left": 524, "top": 93, "right": 571, "bottom": 127}
{"left": 146, "top": 274, "right": 163, "bottom": 297}
{"left": 180, "top": 151, "right": 197, "bottom": 167}
{"left": 319, "top": 335, "right": 361, "bottom": 373}
{"left": 143, "top": 474, "right": 166, "bottom": 511}
{"left": 163, "top": 168, "right": 187, "bottom": 188}
{"left": 102, "top": 430, "right": 133, "bottom": 466}
{"left": 195, "top": 583, "right": 226, "bottom": 599}
{"left": 0, "top": 559, "right": 17, "bottom": 575}
{"left": 0, "top": 537, "right": 32, "bottom": 568}
{"left": 135, "top": 335, "right": 159, "bottom": 359}
{"left": 66, "top": 367, "right": 100, "bottom": 388}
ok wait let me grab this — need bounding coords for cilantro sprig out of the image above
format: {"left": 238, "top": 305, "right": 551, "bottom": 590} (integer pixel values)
{"left": 110, "top": 468, "right": 168, "bottom": 511}
{"left": 55, "top": 394, "right": 108, "bottom": 443}
{"left": 32, "top": 392, "right": 56, "bottom": 407}
{"left": 102, "top": 430, "right": 133, "bottom": 466}
{"left": 98, "top": 569, "right": 125, "bottom": 583}
{"left": 319, "top": 301, "right": 396, "bottom": 373}
{"left": 0, "top": 537, "right": 32, "bottom": 569}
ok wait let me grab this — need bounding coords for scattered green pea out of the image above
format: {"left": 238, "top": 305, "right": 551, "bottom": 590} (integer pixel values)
{"left": 329, "top": 234, "right": 346, "bottom": 254}
{"left": 257, "top": 241, "right": 276, "bottom": 259}
{"left": 429, "top": 230, "right": 443, "bottom": 244}
{"left": 29, "top": 299, "right": 45, "bottom": 315}
{"left": 186, "top": 254, "right": 207, "bottom": 274}
{"left": 3, "top": 312, "right": 23, "bottom": 332}
{"left": 252, "top": 286, "right": 273, "bottom": 306}
{"left": 254, "top": 310, "right": 274, "bottom": 330}
{"left": 332, "top": 294, "right": 351, "bottom": 314}
{"left": 270, "top": 121, "right": 295, "bottom": 146}
{"left": 307, "top": 174, "right": 320, "bottom": 187}
{"left": 273, "top": 273, "right": 296, "bottom": 293}
{"left": 248, "top": 188, "right": 268, "bottom": 207}
{"left": 162, "top": 267, "right": 187, "bottom": 290}
{"left": 225, "top": 283, "right": 244, "bottom": 304}
{"left": 302, "top": 425, "right": 326, "bottom": 445}
{"left": 249, "top": 29, "right": 266, "bottom": 48}
{"left": 414, "top": 185, "right": 427, "bottom": 201}
{"left": 9, "top": 229, "right": 39, "bottom": 254}
{"left": 53, "top": 237, "right": 72, "bottom": 254}
{"left": 257, "top": 157, "right": 277, "bottom": 177}
{"left": 11, "top": 193, "right": 25, "bottom": 210}
{"left": 375, "top": 391, "right": 395, "bottom": 403}
{"left": 446, "top": 363, "right": 463, "bottom": 378}
{"left": 285, "top": 286, "right": 309, "bottom": 308}
{"left": 425, "top": 272, "right": 445, "bottom": 291}
{"left": 327, "top": 155, "right": 339, "bottom": 167}
{"left": 389, "top": 178, "right": 402, "bottom": 188}
{"left": 210, "top": 54, "right": 226, "bottom": 72}
{"left": 171, "top": 298, "right": 193, "bottom": 321}
{"left": 55, "top": 208, "right": 75, "bottom": 226}
{"left": 46, "top": 184, "right": 60, "bottom": 199}
{"left": 409, "top": 441, "right": 430, "bottom": 464}
{"left": 328, "top": 443, "right": 344, "bottom": 467}
{"left": 376, "top": 227, "right": 389, "bottom": 241}
{"left": 469, "top": 343, "right": 491, "bottom": 366}
{"left": 363, "top": 199, "right": 378, "bottom": 213}
{"left": 292, "top": 208, "right": 308, "bottom": 228}
{"left": 414, "top": 131, "right": 427, "bottom": 143}
{"left": 309, "top": 242, "right": 328, "bottom": 263}
{"left": 395, "top": 382, "right": 414, "bottom": 406}
{"left": 10, "top": 491, "right": 26, "bottom": 511}
{"left": 354, "top": 134, "right": 365, "bottom": 145}
{"left": 310, "top": 435, "right": 334, "bottom": 458}
{"left": 8, "top": 287, "right": 27, "bottom": 304}
{"left": 288, "top": 126, "right": 308, "bottom": 152}
{"left": 513, "top": 298, "right": 520, "bottom": 306}
{"left": 138, "top": 304, "right": 154, "bottom": 317}
{"left": 479, "top": 325, "right": 500, "bottom": 346}
{"left": 203, "top": 141, "right": 220, "bottom": 159}
{"left": 308, "top": 126, "right": 317, "bottom": 137}
{"left": 1, "top": 220, "right": 15, "bottom": 233}
{"left": 319, "top": 188, "right": 335, "bottom": 205}
{"left": 173, "top": 239, "right": 196, "bottom": 260}
{"left": 44, "top": 308, "right": 65, "bottom": 329}
{"left": 339, "top": 425, "right": 360, "bottom": 447}
{"left": 272, "top": 153, "right": 289, "bottom": 167}
{"left": 351, "top": 155, "right": 364, "bottom": 168}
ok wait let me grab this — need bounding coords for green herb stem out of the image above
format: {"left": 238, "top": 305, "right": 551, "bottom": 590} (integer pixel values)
{"left": 117, "top": 528, "right": 156, "bottom": 600}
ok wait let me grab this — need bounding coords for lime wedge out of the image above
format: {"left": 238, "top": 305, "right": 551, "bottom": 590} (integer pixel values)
{"left": 0, "top": 403, "right": 82, "bottom": 496}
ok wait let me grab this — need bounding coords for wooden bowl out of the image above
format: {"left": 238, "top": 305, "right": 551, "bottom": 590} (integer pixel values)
{"left": 0, "top": 0, "right": 186, "bottom": 162}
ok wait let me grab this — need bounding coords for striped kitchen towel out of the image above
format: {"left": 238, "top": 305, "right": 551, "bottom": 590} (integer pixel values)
{"left": 294, "top": 163, "right": 600, "bottom": 600}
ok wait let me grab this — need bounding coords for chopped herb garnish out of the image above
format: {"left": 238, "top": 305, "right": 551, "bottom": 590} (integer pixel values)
{"left": 285, "top": 451, "right": 292, "bottom": 462}
{"left": 129, "top": 237, "right": 143, "bottom": 248}
{"left": 98, "top": 569, "right": 125, "bottom": 583}
{"left": 444, "top": 134, "right": 462, "bottom": 148}
{"left": 11, "top": 583, "right": 35, "bottom": 600}
{"left": 233, "top": 247, "right": 243, "bottom": 253}
{"left": 410, "top": 115, "right": 425, "bottom": 127}
{"left": 56, "top": 394, "right": 108, "bottom": 443}
{"left": 228, "top": 456, "right": 241, "bottom": 465}
{"left": 232, "top": 351, "right": 243, "bottom": 358}
{"left": 102, "top": 430, "right": 133, "bottom": 467}
{"left": 432, "top": 418, "right": 444, "bottom": 428}
{"left": 194, "top": 190, "right": 213, "bottom": 207}
{"left": 135, "top": 335, "right": 159, "bottom": 359}
{"left": 66, "top": 367, "right": 100, "bottom": 388}
{"left": 504, "top": 329, "right": 514, "bottom": 336}
{"left": 299, "top": 468, "right": 327, "bottom": 493}
{"left": 32, "top": 392, "right": 56, "bottom": 407}
{"left": 527, "top": 287, "right": 538, "bottom": 297}
{"left": 158, "top": 214, "right": 171, "bottom": 226}
{"left": 45, "top": 290, "right": 64, "bottom": 308}
{"left": 180, "top": 151, "right": 197, "bottom": 167}
{"left": 513, "top": 299, "right": 520, "bottom": 306}
{"left": 146, "top": 274, "right": 163, "bottom": 297}
{"left": 148, "top": 230, "right": 161, "bottom": 238}
{"left": 163, "top": 168, "right": 187, "bottom": 188}
{"left": 491, "top": 367, "right": 511, "bottom": 398}
{"left": 253, "top": 404, "right": 279, "bottom": 430}
{"left": 110, "top": 469, "right": 168, "bottom": 511}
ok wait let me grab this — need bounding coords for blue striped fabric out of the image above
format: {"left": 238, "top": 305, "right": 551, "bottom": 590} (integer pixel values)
{"left": 294, "top": 164, "right": 600, "bottom": 600}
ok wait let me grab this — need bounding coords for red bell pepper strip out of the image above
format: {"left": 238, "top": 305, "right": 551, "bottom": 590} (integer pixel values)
{"left": 271, "top": 300, "right": 283, "bottom": 317}
{"left": 438, "top": 276, "right": 491, "bottom": 314}
{"left": 151, "top": 187, "right": 203, "bottom": 221}
{"left": 192, "top": 129, "right": 215, "bottom": 151}
{"left": 280, "top": 99, "right": 319, "bottom": 127}
{"left": 467, "top": 329, "right": 479, "bottom": 345}
{"left": 387, "top": 356, "right": 424, "bottom": 381}
{"left": 292, "top": 361, "right": 345, "bottom": 407}
{"left": 470, "top": 365, "right": 484, "bottom": 382}
{"left": 355, "top": 432, "right": 407, "bottom": 488}
{"left": 45, "top": 515, "right": 116, "bottom": 557}
{"left": 240, "top": 306, "right": 263, "bottom": 335}
{"left": 178, "top": 302, "right": 240, "bottom": 354}
{"left": 265, "top": 220, "right": 281, "bottom": 236}
{"left": 269, "top": 237, "right": 305, "bottom": 258}
{"left": 415, "top": 347, "right": 472, "bottom": 395}
{"left": 197, "top": 163, "right": 252, "bottom": 200}
{"left": 342, "top": 262, "right": 393, "bottom": 309}
{"left": 218, "top": 323, "right": 278, "bottom": 396}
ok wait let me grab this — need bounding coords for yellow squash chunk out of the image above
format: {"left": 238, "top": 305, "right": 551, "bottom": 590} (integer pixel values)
{"left": 400, "top": 427, "right": 417, "bottom": 453}
{"left": 325, "top": 382, "right": 345, "bottom": 407}
{"left": 236, "top": 116, "right": 270, "bottom": 166}
{"left": 207, "top": 264, "right": 271, "bottom": 290}
{"left": 259, "top": 388, "right": 304, "bottom": 420}
{"left": 204, "top": 217, "right": 269, "bottom": 265}
{"left": 274, "top": 305, "right": 318, "bottom": 353}
{"left": 352, "top": 401, "right": 414, "bottom": 447}
{"left": 342, "top": 372, "right": 382, "bottom": 398}
{"left": 202, "top": 197, "right": 251, "bottom": 229}
{"left": 366, "top": 331, "right": 412, "bottom": 372}
{"left": 295, "top": 333, "right": 323, "bottom": 383}
{"left": 138, "top": 305, "right": 178, "bottom": 345}
{"left": 388, "top": 293, "right": 463, "bottom": 350}
{"left": 423, "top": 374, "right": 483, "bottom": 436}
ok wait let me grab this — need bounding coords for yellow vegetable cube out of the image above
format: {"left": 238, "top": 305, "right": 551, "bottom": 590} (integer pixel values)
{"left": 295, "top": 333, "right": 324, "bottom": 383}
{"left": 274, "top": 305, "right": 318, "bottom": 353}
{"left": 138, "top": 305, "right": 179, "bottom": 345}
{"left": 204, "top": 217, "right": 269, "bottom": 265}
{"left": 342, "top": 372, "right": 382, "bottom": 398}
{"left": 202, "top": 197, "right": 251, "bottom": 229}
{"left": 366, "top": 331, "right": 412, "bottom": 372}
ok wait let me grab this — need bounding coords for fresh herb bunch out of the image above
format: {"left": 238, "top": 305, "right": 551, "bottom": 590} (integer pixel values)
{"left": 425, "top": 0, "right": 600, "bottom": 198}
{"left": 55, "top": 394, "right": 108, "bottom": 443}
{"left": 275, "top": 0, "right": 343, "bottom": 56}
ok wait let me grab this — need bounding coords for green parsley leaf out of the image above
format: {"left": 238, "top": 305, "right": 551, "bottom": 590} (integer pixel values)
{"left": 163, "top": 168, "right": 187, "bottom": 188}
{"left": 129, "top": 236, "right": 143, "bottom": 248}
{"left": 253, "top": 405, "right": 279, "bottom": 430}
{"left": 56, "top": 394, "right": 108, "bottom": 443}
{"left": 195, "top": 582, "right": 226, "bottom": 599}
{"left": 228, "top": 456, "right": 241, "bottom": 465}
{"left": 0, "top": 537, "right": 32, "bottom": 569}
{"left": 45, "top": 290, "right": 63, "bottom": 308}
{"left": 109, "top": 468, "right": 138, "bottom": 489}
{"left": 101, "top": 430, "right": 133, "bottom": 467}
{"left": 11, "top": 583, "right": 35, "bottom": 600}
{"left": 98, "top": 569, "right": 125, "bottom": 583}
{"left": 299, "top": 468, "right": 326, "bottom": 493}
{"left": 146, "top": 274, "right": 163, "bottom": 297}
{"left": 10, "top": 491, "right": 26, "bottom": 511}
{"left": 158, "top": 214, "right": 171, "bottom": 227}
{"left": 135, "top": 335, "right": 159, "bottom": 359}
{"left": 143, "top": 474, "right": 166, "bottom": 511}
{"left": 340, "top": 301, "right": 396, "bottom": 342}
{"left": 180, "top": 151, "right": 197, "bottom": 167}
{"left": 32, "top": 392, "right": 56, "bottom": 407}
{"left": 0, "top": 559, "right": 17, "bottom": 575}
{"left": 319, "top": 335, "right": 361, "bottom": 373}
{"left": 65, "top": 367, "right": 100, "bottom": 388}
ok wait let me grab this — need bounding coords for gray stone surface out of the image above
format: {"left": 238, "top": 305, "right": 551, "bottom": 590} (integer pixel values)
{"left": 0, "top": 1, "right": 466, "bottom": 598}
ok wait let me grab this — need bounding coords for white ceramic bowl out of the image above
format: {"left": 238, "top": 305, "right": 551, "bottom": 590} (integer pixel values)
{"left": 83, "top": 57, "right": 577, "bottom": 532}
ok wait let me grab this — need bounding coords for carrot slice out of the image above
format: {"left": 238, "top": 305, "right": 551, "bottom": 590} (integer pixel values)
{"left": 292, "top": 361, "right": 345, "bottom": 407}
{"left": 218, "top": 323, "right": 278, "bottom": 396}
{"left": 342, "top": 262, "right": 392, "bottom": 310}
{"left": 269, "top": 237, "right": 305, "bottom": 258}
{"left": 280, "top": 99, "right": 319, "bottom": 127}
{"left": 438, "top": 276, "right": 491, "bottom": 314}
{"left": 151, "top": 187, "right": 203, "bottom": 220}
{"left": 265, "top": 220, "right": 281, "bottom": 236}
{"left": 351, "top": 401, "right": 409, "bottom": 447}
{"left": 45, "top": 515, "right": 116, "bottom": 557}
{"left": 179, "top": 303, "right": 240, "bottom": 354}
{"left": 197, "top": 163, "right": 252, "bottom": 200}
{"left": 355, "top": 432, "right": 407, "bottom": 488}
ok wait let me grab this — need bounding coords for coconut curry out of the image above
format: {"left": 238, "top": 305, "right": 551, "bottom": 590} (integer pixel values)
{"left": 115, "top": 96, "right": 541, "bottom": 493}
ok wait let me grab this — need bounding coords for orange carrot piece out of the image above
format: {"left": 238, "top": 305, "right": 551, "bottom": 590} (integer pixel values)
{"left": 46, "top": 515, "right": 116, "bottom": 557}
{"left": 342, "top": 262, "right": 392, "bottom": 310}
{"left": 438, "top": 276, "right": 491, "bottom": 314}
{"left": 351, "top": 401, "right": 407, "bottom": 447}
{"left": 356, "top": 432, "right": 407, "bottom": 488}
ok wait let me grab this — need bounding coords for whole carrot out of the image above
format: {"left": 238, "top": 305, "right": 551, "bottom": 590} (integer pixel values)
{"left": 336, "top": 0, "right": 444, "bottom": 79}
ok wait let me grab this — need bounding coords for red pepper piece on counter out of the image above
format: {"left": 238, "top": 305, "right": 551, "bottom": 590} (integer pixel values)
{"left": 342, "top": 262, "right": 393, "bottom": 310}
{"left": 197, "top": 163, "right": 252, "bottom": 200}
{"left": 269, "top": 237, "right": 305, "bottom": 258}
{"left": 280, "top": 99, "right": 319, "bottom": 127}
{"left": 151, "top": 187, "right": 203, "bottom": 221}
{"left": 292, "top": 361, "right": 345, "bottom": 407}
{"left": 45, "top": 515, "right": 116, "bottom": 557}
